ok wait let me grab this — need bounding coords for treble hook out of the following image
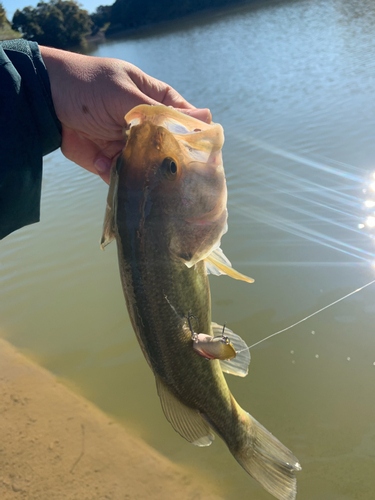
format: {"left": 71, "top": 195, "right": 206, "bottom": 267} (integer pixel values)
{"left": 186, "top": 312, "right": 199, "bottom": 340}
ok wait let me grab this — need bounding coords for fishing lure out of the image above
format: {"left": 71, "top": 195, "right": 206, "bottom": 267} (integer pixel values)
{"left": 186, "top": 314, "right": 250, "bottom": 377}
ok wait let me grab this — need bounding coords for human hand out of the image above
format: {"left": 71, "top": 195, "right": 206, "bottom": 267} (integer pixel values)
{"left": 40, "top": 46, "right": 212, "bottom": 184}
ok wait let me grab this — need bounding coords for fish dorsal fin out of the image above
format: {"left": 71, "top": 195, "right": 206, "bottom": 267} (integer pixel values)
{"left": 212, "top": 322, "right": 250, "bottom": 377}
{"left": 155, "top": 374, "right": 214, "bottom": 447}
{"left": 205, "top": 247, "right": 254, "bottom": 284}
{"left": 100, "top": 163, "right": 119, "bottom": 250}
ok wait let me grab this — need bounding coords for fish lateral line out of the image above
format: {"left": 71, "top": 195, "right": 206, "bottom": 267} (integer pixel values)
{"left": 237, "top": 278, "right": 375, "bottom": 353}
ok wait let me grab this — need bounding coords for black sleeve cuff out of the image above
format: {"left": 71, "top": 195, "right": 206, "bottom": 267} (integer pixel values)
{"left": 0, "top": 40, "right": 62, "bottom": 239}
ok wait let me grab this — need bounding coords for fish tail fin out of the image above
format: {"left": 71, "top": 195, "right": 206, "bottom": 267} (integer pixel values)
{"left": 232, "top": 411, "right": 301, "bottom": 500}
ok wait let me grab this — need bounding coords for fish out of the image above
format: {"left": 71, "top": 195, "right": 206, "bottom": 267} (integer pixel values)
{"left": 101, "top": 104, "right": 301, "bottom": 500}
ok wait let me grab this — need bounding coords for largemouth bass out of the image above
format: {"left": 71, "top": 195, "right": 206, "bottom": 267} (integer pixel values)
{"left": 101, "top": 105, "right": 301, "bottom": 500}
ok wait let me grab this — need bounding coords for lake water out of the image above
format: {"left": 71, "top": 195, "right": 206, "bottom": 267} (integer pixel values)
{"left": 2, "top": 0, "right": 375, "bottom": 498}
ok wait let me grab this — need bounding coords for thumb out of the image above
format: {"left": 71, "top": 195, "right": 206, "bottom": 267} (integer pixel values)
{"left": 178, "top": 108, "right": 212, "bottom": 123}
{"left": 61, "top": 128, "right": 122, "bottom": 184}
{"left": 94, "top": 153, "right": 115, "bottom": 184}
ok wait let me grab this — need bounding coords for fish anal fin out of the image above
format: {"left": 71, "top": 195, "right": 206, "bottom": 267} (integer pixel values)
{"left": 205, "top": 248, "right": 254, "bottom": 283}
{"left": 100, "top": 164, "right": 118, "bottom": 250}
{"left": 212, "top": 322, "right": 250, "bottom": 377}
{"left": 155, "top": 375, "right": 214, "bottom": 447}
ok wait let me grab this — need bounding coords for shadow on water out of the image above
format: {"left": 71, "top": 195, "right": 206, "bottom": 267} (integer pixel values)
{"left": 82, "top": 0, "right": 298, "bottom": 52}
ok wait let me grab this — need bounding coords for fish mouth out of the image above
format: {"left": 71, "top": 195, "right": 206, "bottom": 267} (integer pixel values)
{"left": 125, "top": 104, "right": 224, "bottom": 164}
{"left": 125, "top": 104, "right": 217, "bottom": 135}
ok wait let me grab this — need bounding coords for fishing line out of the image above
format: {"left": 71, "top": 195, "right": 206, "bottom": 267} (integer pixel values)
{"left": 236, "top": 278, "right": 375, "bottom": 353}
{"left": 164, "top": 293, "right": 181, "bottom": 319}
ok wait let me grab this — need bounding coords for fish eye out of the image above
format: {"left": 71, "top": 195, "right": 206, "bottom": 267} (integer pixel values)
{"left": 161, "top": 157, "right": 178, "bottom": 180}
{"left": 170, "top": 161, "right": 177, "bottom": 175}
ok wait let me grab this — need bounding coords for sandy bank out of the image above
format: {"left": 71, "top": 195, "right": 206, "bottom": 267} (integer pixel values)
{"left": 0, "top": 338, "right": 223, "bottom": 500}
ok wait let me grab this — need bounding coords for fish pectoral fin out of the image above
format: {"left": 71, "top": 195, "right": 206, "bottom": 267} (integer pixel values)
{"left": 212, "top": 322, "right": 250, "bottom": 377}
{"left": 155, "top": 374, "right": 215, "bottom": 447}
{"left": 100, "top": 211, "right": 115, "bottom": 250}
{"left": 205, "top": 247, "right": 254, "bottom": 283}
{"left": 100, "top": 163, "right": 118, "bottom": 250}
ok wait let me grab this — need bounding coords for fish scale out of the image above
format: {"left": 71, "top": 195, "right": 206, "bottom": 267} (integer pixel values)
{"left": 101, "top": 104, "right": 301, "bottom": 500}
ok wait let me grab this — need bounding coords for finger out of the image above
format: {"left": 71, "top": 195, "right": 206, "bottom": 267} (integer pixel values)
{"left": 131, "top": 70, "right": 194, "bottom": 109}
{"left": 128, "top": 84, "right": 212, "bottom": 124}
{"left": 177, "top": 108, "right": 212, "bottom": 124}
{"left": 159, "top": 85, "right": 194, "bottom": 109}
{"left": 97, "top": 167, "right": 111, "bottom": 185}
{"left": 61, "top": 129, "right": 98, "bottom": 174}
{"left": 125, "top": 68, "right": 212, "bottom": 120}
{"left": 94, "top": 150, "right": 121, "bottom": 184}
{"left": 61, "top": 128, "right": 122, "bottom": 183}
{"left": 94, "top": 155, "right": 112, "bottom": 183}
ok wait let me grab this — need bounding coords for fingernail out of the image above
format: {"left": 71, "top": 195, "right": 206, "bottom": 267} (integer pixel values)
{"left": 95, "top": 158, "right": 110, "bottom": 174}
{"left": 186, "top": 108, "right": 212, "bottom": 123}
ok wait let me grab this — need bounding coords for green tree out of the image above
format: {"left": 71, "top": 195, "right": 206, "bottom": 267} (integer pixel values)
{"left": 12, "top": 0, "right": 93, "bottom": 49}
{"left": 0, "top": 2, "right": 10, "bottom": 27}
{"left": 90, "top": 4, "right": 111, "bottom": 34}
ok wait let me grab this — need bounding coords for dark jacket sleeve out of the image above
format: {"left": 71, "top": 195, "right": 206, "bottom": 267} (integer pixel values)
{"left": 0, "top": 39, "right": 62, "bottom": 240}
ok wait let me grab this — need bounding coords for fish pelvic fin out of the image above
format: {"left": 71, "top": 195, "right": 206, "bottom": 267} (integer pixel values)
{"left": 100, "top": 163, "right": 118, "bottom": 250}
{"left": 155, "top": 374, "right": 214, "bottom": 447}
{"left": 233, "top": 411, "right": 301, "bottom": 500}
{"left": 205, "top": 247, "right": 254, "bottom": 283}
{"left": 211, "top": 322, "right": 250, "bottom": 377}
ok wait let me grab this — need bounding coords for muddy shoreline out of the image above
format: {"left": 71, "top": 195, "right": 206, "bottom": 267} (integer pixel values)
{"left": 0, "top": 338, "right": 223, "bottom": 500}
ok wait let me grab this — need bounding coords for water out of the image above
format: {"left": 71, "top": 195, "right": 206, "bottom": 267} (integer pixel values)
{"left": 2, "top": 0, "right": 375, "bottom": 498}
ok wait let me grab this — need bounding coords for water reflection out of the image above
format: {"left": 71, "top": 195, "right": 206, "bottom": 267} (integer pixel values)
{"left": 2, "top": 0, "right": 375, "bottom": 499}
{"left": 231, "top": 136, "right": 375, "bottom": 267}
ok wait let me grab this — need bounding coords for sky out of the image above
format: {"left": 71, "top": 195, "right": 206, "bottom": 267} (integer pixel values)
{"left": 2, "top": 0, "right": 103, "bottom": 20}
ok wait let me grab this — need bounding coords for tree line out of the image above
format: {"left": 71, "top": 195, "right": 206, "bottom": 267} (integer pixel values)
{"left": 1, "top": 0, "right": 245, "bottom": 49}
{"left": 110, "top": 0, "right": 240, "bottom": 31}
{"left": 0, "top": 3, "right": 21, "bottom": 40}
{"left": 0, "top": 0, "right": 111, "bottom": 48}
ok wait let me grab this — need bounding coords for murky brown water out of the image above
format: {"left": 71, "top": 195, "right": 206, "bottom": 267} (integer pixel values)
{"left": 1, "top": 0, "right": 375, "bottom": 498}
